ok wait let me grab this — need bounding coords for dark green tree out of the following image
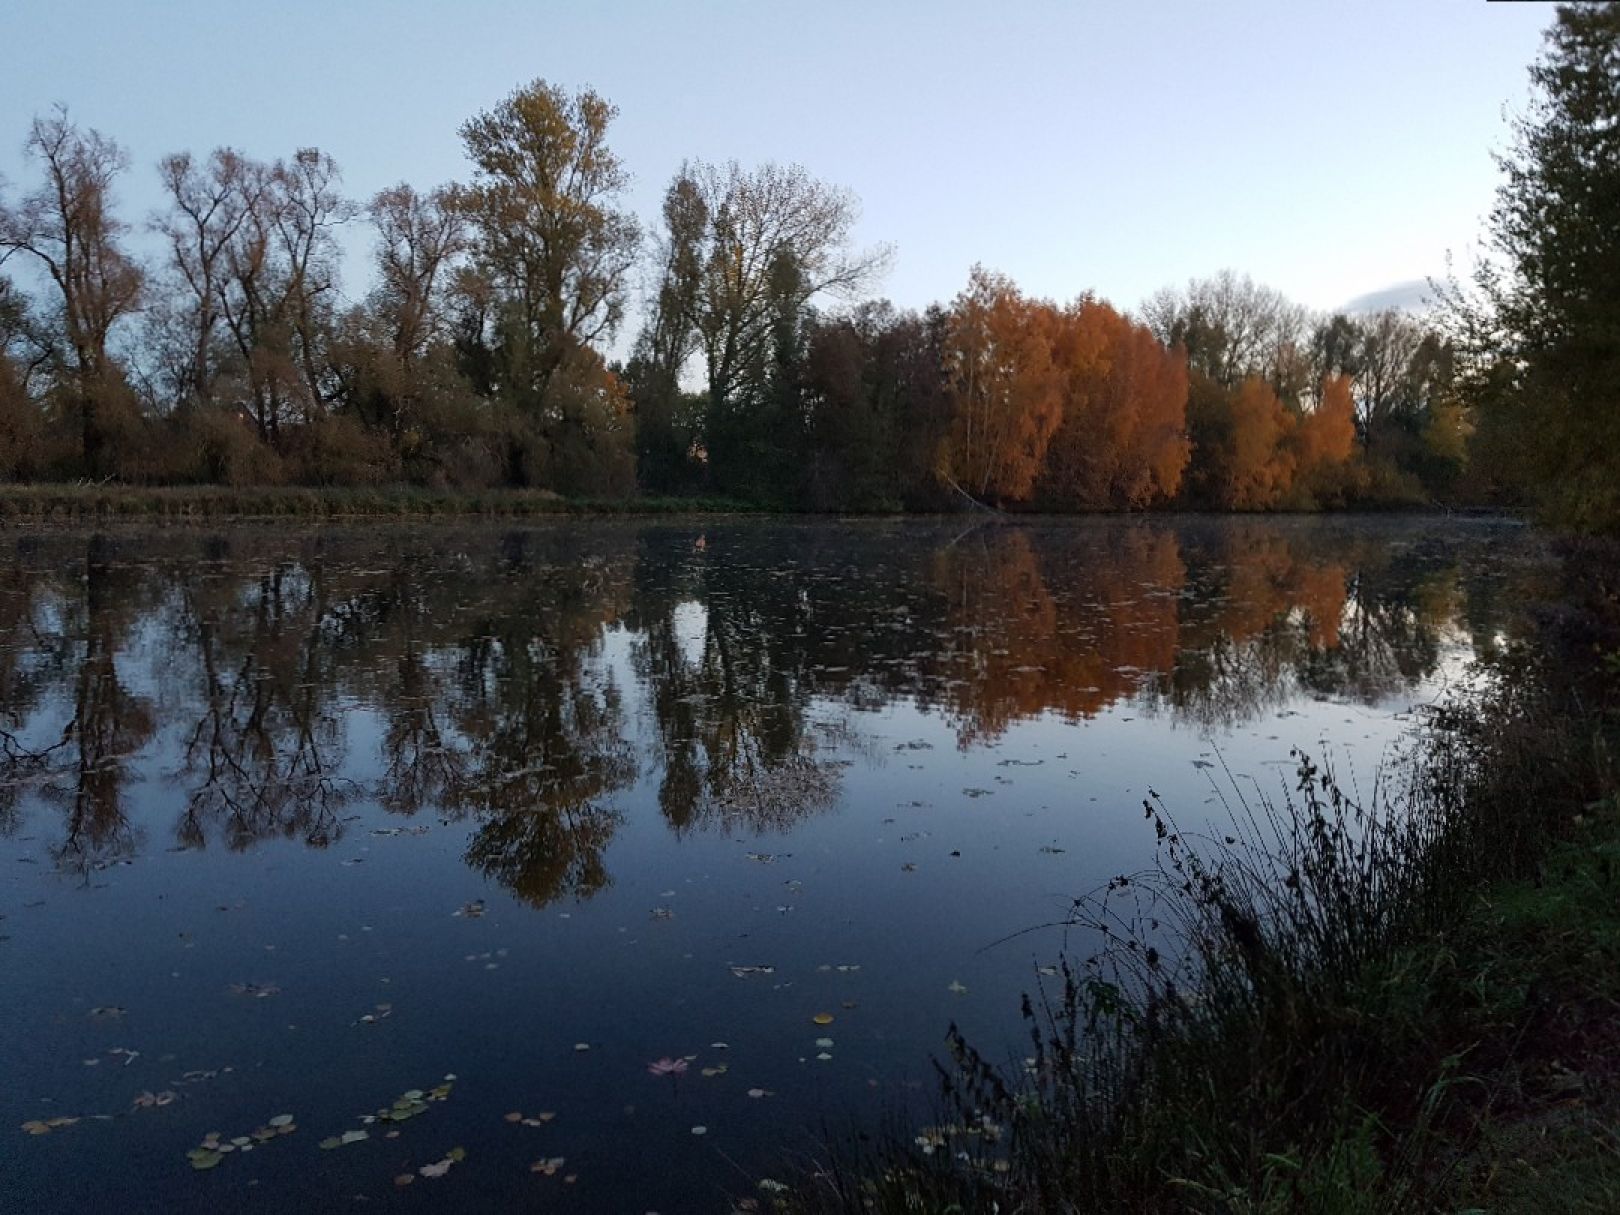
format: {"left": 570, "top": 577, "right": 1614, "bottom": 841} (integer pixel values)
{"left": 1461, "top": 3, "right": 1620, "bottom": 528}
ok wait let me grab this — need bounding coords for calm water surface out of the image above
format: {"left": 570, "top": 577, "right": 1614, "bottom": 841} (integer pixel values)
{"left": 0, "top": 517, "right": 1536, "bottom": 1212}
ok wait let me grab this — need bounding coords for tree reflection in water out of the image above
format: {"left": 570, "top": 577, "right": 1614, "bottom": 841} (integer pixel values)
{"left": 0, "top": 520, "right": 1530, "bottom": 904}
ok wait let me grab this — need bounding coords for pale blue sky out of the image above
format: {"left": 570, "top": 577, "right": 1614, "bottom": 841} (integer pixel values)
{"left": 0, "top": 0, "right": 1552, "bottom": 324}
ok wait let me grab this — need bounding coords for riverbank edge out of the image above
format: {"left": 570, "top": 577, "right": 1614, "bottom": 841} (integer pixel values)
{"left": 777, "top": 541, "right": 1620, "bottom": 1214}
{"left": 0, "top": 483, "right": 1522, "bottom": 523}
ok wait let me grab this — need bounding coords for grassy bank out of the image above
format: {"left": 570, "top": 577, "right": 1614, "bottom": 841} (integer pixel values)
{"left": 777, "top": 542, "right": 1620, "bottom": 1213}
{"left": 0, "top": 482, "right": 1509, "bottom": 524}
{"left": 0, "top": 483, "right": 763, "bottom": 521}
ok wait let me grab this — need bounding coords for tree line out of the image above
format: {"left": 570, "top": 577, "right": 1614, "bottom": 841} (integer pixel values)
{"left": 0, "top": 75, "right": 1550, "bottom": 511}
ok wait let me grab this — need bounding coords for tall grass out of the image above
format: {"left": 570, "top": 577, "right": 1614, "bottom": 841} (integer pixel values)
{"left": 782, "top": 546, "right": 1619, "bottom": 1213}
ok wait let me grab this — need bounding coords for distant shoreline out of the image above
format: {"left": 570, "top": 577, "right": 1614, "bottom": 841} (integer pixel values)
{"left": 0, "top": 484, "right": 1523, "bottom": 524}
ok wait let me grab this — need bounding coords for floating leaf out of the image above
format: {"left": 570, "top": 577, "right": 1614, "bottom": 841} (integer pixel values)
{"left": 504, "top": 1111, "right": 522, "bottom": 1123}
{"left": 189, "top": 1150, "right": 222, "bottom": 1171}
{"left": 812, "top": 1013, "right": 835, "bottom": 1026}
{"left": 690, "top": 1125, "right": 707, "bottom": 1135}
{"left": 394, "top": 1175, "right": 414, "bottom": 1187}
{"left": 814, "top": 1037, "right": 834, "bottom": 1049}
{"left": 268, "top": 1114, "right": 293, "bottom": 1128}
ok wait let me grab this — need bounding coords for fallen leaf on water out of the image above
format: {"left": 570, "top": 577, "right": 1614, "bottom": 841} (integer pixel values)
{"left": 814, "top": 1038, "right": 834, "bottom": 1049}
{"left": 812, "top": 1013, "right": 834, "bottom": 1026}
{"left": 504, "top": 1111, "right": 523, "bottom": 1123}
{"left": 947, "top": 980, "right": 969, "bottom": 995}
{"left": 530, "top": 1156, "right": 566, "bottom": 1175}
{"left": 691, "top": 1125, "right": 707, "bottom": 1135}
{"left": 227, "top": 982, "right": 280, "bottom": 999}
{"left": 394, "top": 1175, "right": 414, "bottom": 1187}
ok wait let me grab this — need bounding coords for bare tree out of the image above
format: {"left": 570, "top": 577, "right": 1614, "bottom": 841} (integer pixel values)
{"left": 0, "top": 108, "right": 143, "bottom": 472}
{"left": 150, "top": 148, "right": 253, "bottom": 407}
{"left": 367, "top": 182, "right": 467, "bottom": 370}
{"left": 215, "top": 149, "right": 353, "bottom": 441}
{"left": 681, "top": 160, "right": 890, "bottom": 411}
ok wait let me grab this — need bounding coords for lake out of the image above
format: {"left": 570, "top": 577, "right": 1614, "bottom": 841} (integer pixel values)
{"left": 0, "top": 516, "right": 1536, "bottom": 1212}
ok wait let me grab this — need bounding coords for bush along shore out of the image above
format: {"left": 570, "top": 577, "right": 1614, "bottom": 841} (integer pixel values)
{"left": 773, "top": 539, "right": 1620, "bottom": 1214}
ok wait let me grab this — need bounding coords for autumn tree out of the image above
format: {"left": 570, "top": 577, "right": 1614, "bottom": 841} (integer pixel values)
{"left": 458, "top": 79, "right": 639, "bottom": 472}
{"left": 0, "top": 109, "right": 143, "bottom": 475}
{"left": 1185, "top": 372, "right": 1299, "bottom": 510}
{"left": 1039, "top": 300, "right": 1190, "bottom": 509}
{"left": 1288, "top": 374, "right": 1361, "bottom": 505}
{"left": 940, "top": 267, "right": 1063, "bottom": 503}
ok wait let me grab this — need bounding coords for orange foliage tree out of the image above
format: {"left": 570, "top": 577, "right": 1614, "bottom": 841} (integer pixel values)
{"left": 1040, "top": 300, "right": 1190, "bottom": 508}
{"left": 1228, "top": 377, "right": 1297, "bottom": 508}
{"left": 940, "top": 267, "right": 1063, "bottom": 502}
{"left": 1288, "top": 374, "right": 1360, "bottom": 504}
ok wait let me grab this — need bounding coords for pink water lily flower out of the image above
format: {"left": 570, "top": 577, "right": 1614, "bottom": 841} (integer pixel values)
{"left": 647, "top": 1056, "right": 689, "bottom": 1077}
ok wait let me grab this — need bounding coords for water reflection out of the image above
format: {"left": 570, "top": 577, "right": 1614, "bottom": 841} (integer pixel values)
{"left": 0, "top": 519, "right": 1524, "bottom": 906}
